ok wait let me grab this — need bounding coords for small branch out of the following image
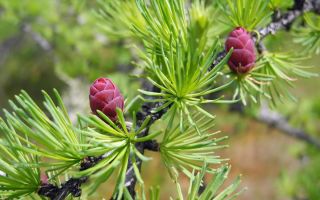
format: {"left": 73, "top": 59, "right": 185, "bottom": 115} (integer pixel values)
{"left": 125, "top": 92, "right": 168, "bottom": 197}
{"left": 257, "top": 104, "right": 320, "bottom": 149}
{"left": 0, "top": 32, "right": 25, "bottom": 66}
{"left": 21, "top": 24, "right": 53, "bottom": 52}
{"left": 38, "top": 177, "right": 88, "bottom": 200}
{"left": 37, "top": 156, "right": 103, "bottom": 200}
{"left": 257, "top": 0, "right": 320, "bottom": 39}
{"left": 0, "top": 22, "right": 52, "bottom": 67}
{"left": 229, "top": 102, "right": 320, "bottom": 150}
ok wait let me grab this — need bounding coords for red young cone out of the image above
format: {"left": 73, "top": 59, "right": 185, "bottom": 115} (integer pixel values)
{"left": 225, "top": 27, "right": 256, "bottom": 74}
{"left": 89, "top": 78, "right": 124, "bottom": 122}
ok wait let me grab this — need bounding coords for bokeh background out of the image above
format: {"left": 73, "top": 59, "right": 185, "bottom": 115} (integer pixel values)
{"left": 0, "top": 1, "right": 319, "bottom": 200}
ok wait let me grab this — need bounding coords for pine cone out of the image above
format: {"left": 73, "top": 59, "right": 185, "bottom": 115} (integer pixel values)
{"left": 225, "top": 27, "right": 256, "bottom": 74}
{"left": 89, "top": 78, "right": 124, "bottom": 122}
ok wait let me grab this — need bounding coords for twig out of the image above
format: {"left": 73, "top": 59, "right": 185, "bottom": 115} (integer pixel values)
{"left": 229, "top": 102, "right": 320, "bottom": 150}
{"left": 21, "top": 24, "right": 53, "bottom": 52}
{"left": 125, "top": 93, "right": 168, "bottom": 198}
{"left": 257, "top": 104, "right": 320, "bottom": 149}
{"left": 257, "top": 0, "right": 314, "bottom": 40}
{"left": 37, "top": 156, "right": 103, "bottom": 200}
{"left": 0, "top": 22, "right": 53, "bottom": 67}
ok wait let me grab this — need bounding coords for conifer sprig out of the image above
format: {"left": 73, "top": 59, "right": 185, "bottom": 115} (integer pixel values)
{"left": 1, "top": 90, "right": 89, "bottom": 173}
{"left": 221, "top": 0, "right": 272, "bottom": 31}
{"left": 256, "top": 52, "right": 318, "bottom": 105}
{"left": 160, "top": 114, "right": 227, "bottom": 179}
{"left": 294, "top": 13, "right": 320, "bottom": 55}
{"left": 1, "top": 0, "right": 320, "bottom": 199}
{"left": 176, "top": 165, "right": 243, "bottom": 200}
{"left": 0, "top": 122, "right": 41, "bottom": 199}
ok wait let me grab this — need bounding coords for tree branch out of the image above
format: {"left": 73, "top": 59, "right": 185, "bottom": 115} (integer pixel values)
{"left": 257, "top": 104, "right": 320, "bottom": 149}
{"left": 21, "top": 24, "right": 53, "bottom": 52}
{"left": 37, "top": 156, "right": 103, "bottom": 200}
{"left": 230, "top": 102, "right": 320, "bottom": 150}
{"left": 257, "top": 0, "right": 315, "bottom": 40}
{"left": 36, "top": 0, "right": 320, "bottom": 199}
{"left": 124, "top": 88, "right": 168, "bottom": 197}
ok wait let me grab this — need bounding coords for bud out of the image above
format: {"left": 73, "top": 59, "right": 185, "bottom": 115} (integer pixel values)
{"left": 89, "top": 78, "right": 124, "bottom": 122}
{"left": 225, "top": 27, "right": 256, "bottom": 74}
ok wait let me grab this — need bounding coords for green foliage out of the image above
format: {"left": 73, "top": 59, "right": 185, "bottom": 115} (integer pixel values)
{"left": 0, "top": 123, "right": 40, "bottom": 199}
{"left": 256, "top": 52, "right": 318, "bottom": 105}
{"left": 75, "top": 109, "right": 161, "bottom": 199}
{"left": 0, "top": 90, "right": 161, "bottom": 199}
{"left": 97, "top": 0, "right": 146, "bottom": 39}
{"left": 124, "top": 186, "right": 160, "bottom": 200}
{"left": 2, "top": 90, "right": 88, "bottom": 172}
{"left": 125, "top": 165, "right": 243, "bottom": 200}
{"left": 6, "top": 0, "right": 320, "bottom": 199}
{"left": 269, "top": 0, "right": 293, "bottom": 9}
{"left": 279, "top": 151, "right": 320, "bottom": 200}
{"left": 100, "top": 0, "right": 238, "bottom": 130}
{"left": 221, "top": 0, "right": 272, "bottom": 31}
{"left": 294, "top": 13, "right": 320, "bottom": 55}
{"left": 160, "top": 114, "right": 227, "bottom": 179}
{"left": 88, "top": 0, "right": 285, "bottom": 197}
{"left": 134, "top": 0, "right": 236, "bottom": 130}
{"left": 230, "top": 71, "right": 273, "bottom": 106}
{"left": 230, "top": 51, "right": 317, "bottom": 106}
{"left": 0, "top": 0, "right": 131, "bottom": 80}
{"left": 175, "top": 165, "right": 243, "bottom": 200}
{"left": 77, "top": 109, "right": 161, "bottom": 198}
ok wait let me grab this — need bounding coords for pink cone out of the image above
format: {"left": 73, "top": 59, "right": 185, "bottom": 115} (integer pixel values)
{"left": 89, "top": 78, "right": 124, "bottom": 122}
{"left": 225, "top": 27, "right": 256, "bottom": 74}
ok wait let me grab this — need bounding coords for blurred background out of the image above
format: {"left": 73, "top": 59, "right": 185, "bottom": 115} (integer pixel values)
{"left": 0, "top": 1, "right": 319, "bottom": 200}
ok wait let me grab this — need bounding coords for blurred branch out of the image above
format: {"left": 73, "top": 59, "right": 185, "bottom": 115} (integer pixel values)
{"left": 0, "top": 23, "right": 52, "bottom": 66}
{"left": 230, "top": 102, "right": 320, "bottom": 150}
{"left": 257, "top": 0, "right": 319, "bottom": 40}
{"left": 258, "top": 104, "right": 320, "bottom": 149}
{"left": 21, "top": 24, "right": 53, "bottom": 52}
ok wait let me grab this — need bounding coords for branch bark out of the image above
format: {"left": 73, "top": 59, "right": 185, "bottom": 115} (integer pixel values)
{"left": 257, "top": 104, "right": 320, "bottom": 149}
{"left": 38, "top": 156, "right": 103, "bottom": 200}
{"left": 229, "top": 102, "right": 320, "bottom": 150}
